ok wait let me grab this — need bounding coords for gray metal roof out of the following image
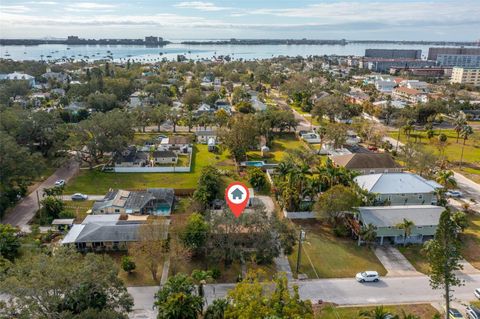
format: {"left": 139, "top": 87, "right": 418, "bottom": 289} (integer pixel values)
{"left": 62, "top": 214, "right": 170, "bottom": 244}
{"left": 92, "top": 188, "right": 174, "bottom": 213}
{"left": 358, "top": 205, "right": 444, "bottom": 227}
{"left": 354, "top": 173, "right": 442, "bottom": 194}
{"left": 75, "top": 223, "right": 141, "bottom": 243}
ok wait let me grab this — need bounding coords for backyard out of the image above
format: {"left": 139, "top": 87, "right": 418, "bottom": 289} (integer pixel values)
{"left": 247, "top": 132, "right": 310, "bottom": 163}
{"left": 287, "top": 221, "right": 387, "bottom": 279}
{"left": 110, "top": 252, "right": 164, "bottom": 287}
{"left": 316, "top": 303, "right": 439, "bottom": 319}
{"left": 64, "top": 144, "right": 236, "bottom": 194}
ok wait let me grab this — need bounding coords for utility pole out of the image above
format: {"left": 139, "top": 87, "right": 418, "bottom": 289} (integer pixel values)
{"left": 296, "top": 229, "right": 306, "bottom": 275}
{"left": 36, "top": 190, "right": 41, "bottom": 210}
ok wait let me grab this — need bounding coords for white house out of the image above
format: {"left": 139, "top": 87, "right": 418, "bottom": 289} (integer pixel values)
{"left": 152, "top": 150, "right": 178, "bottom": 164}
{"left": 1, "top": 72, "right": 36, "bottom": 87}
{"left": 195, "top": 130, "right": 217, "bottom": 144}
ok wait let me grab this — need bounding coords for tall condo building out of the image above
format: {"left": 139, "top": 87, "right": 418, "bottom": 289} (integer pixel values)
{"left": 450, "top": 67, "right": 480, "bottom": 86}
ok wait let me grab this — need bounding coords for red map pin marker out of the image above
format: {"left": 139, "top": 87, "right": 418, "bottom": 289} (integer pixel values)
{"left": 225, "top": 182, "right": 250, "bottom": 218}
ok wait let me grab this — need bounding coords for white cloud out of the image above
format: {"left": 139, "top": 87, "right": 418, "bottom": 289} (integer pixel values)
{"left": 65, "top": 2, "right": 117, "bottom": 12}
{"left": 250, "top": 1, "right": 480, "bottom": 26}
{"left": 174, "top": 1, "right": 230, "bottom": 11}
{"left": 28, "top": 1, "right": 58, "bottom": 4}
{"left": 0, "top": 5, "right": 30, "bottom": 14}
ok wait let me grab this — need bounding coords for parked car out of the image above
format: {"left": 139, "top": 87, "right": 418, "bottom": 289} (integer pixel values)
{"left": 445, "top": 190, "right": 463, "bottom": 198}
{"left": 449, "top": 308, "right": 464, "bottom": 319}
{"left": 466, "top": 305, "right": 480, "bottom": 319}
{"left": 54, "top": 179, "right": 66, "bottom": 187}
{"left": 355, "top": 271, "right": 379, "bottom": 283}
{"left": 71, "top": 193, "right": 88, "bottom": 201}
{"left": 475, "top": 288, "right": 480, "bottom": 299}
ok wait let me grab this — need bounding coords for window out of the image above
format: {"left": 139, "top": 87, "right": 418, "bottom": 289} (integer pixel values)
{"left": 418, "top": 194, "right": 423, "bottom": 199}
{"left": 115, "top": 209, "right": 120, "bottom": 213}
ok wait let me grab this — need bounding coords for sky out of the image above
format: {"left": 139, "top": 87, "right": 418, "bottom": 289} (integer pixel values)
{"left": 0, "top": 0, "right": 479, "bottom": 41}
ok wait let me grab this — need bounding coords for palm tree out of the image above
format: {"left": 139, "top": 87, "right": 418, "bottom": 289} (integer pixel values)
{"left": 435, "top": 170, "right": 457, "bottom": 189}
{"left": 453, "top": 115, "right": 467, "bottom": 143}
{"left": 392, "top": 310, "right": 420, "bottom": 319}
{"left": 359, "top": 306, "right": 393, "bottom": 319}
{"left": 359, "top": 223, "right": 377, "bottom": 247}
{"left": 459, "top": 125, "right": 473, "bottom": 168}
{"left": 396, "top": 219, "right": 415, "bottom": 246}
{"left": 204, "top": 298, "right": 228, "bottom": 319}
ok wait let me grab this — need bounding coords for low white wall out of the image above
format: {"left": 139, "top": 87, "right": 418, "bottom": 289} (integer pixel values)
{"left": 114, "top": 166, "right": 190, "bottom": 173}
{"left": 283, "top": 209, "right": 316, "bottom": 219}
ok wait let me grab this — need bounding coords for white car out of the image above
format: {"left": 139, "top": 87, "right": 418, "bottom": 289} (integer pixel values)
{"left": 466, "top": 305, "right": 480, "bottom": 319}
{"left": 54, "top": 179, "right": 66, "bottom": 187}
{"left": 475, "top": 288, "right": 480, "bottom": 299}
{"left": 445, "top": 190, "right": 463, "bottom": 198}
{"left": 355, "top": 271, "right": 379, "bottom": 283}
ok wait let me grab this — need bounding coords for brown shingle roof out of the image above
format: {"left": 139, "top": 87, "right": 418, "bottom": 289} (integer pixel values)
{"left": 331, "top": 153, "right": 400, "bottom": 169}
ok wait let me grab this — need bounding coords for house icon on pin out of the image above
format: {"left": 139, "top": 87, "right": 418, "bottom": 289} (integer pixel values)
{"left": 231, "top": 188, "right": 244, "bottom": 200}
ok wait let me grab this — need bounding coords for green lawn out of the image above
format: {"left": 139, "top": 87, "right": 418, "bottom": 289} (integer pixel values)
{"left": 400, "top": 213, "right": 480, "bottom": 272}
{"left": 287, "top": 221, "right": 387, "bottom": 279}
{"left": 63, "top": 200, "right": 95, "bottom": 223}
{"left": 398, "top": 245, "right": 431, "bottom": 274}
{"left": 316, "top": 304, "right": 439, "bottom": 319}
{"left": 388, "top": 128, "right": 480, "bottom": 166}
{"left": 461, "top": 213, "right": 480, "bottom": 270}
{"left": 247, "top": 132, "right": 308, "bottom": 163}
{"left": 64, "top": 144, "right": 236, "bottom": 194}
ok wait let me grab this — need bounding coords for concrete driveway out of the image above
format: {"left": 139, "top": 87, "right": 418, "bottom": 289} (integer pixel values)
{"left": 374, "top": 246, "right": 422, "bottom": 277}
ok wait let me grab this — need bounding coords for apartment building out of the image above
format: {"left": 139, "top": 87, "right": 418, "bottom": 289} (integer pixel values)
{"left": 450, "top": 67, "right": 480, "bottom": 86}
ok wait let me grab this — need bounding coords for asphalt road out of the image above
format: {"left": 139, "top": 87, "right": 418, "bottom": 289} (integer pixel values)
{"left": 1, "top": 161, "right": 79, "bottom": 229}
{"left": 127, "top": 274, "right": 480, "bottom": 318}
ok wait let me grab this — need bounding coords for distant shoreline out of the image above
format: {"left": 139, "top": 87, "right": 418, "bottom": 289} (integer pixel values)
{"left": 1, "top": 38, "right": 478, "bottom": 47}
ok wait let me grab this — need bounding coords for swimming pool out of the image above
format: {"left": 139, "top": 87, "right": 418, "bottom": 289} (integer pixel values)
{"left": 155, "top": 203, "right": 171, "bottom": 216}
{"left": 242, "top": 161, "right": 265, "bottom": 167}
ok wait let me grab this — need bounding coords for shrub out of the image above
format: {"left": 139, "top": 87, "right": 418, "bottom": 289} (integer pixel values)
{"left": 121, "top": 256, "right": 136, "bottom": 274}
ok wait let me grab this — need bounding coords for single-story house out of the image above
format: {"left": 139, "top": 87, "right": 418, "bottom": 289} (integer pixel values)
{"left": 354, "top": 173, "right": 442, "bottom": 206}
{"left": 92, "top": 188, "right": 175, "bottom": 216}
{"left": 195, "top": 130, "right": 217, "bottom": 143}
{"left": 152, "top": 150, "right": 178, "bottom": 164}
{"left": 215, "top": 100, "right": 232, "bottom": 114}
{"left": 357, "top": 205, "right": 444, "bottom": 245}
{"left": 114, "top": 146, "right": 149, "bottom": 167}
{"left": 62, "top": 214, "right": 169, "bottom": 252}
{"left": 42, "top": 71, "right": 70, "bottom": 84}
{"left": 330, "top": 153, "right": 402, "bottom": 174}
{"left": 196, "top": 103, "right": 212, "bottom": 114}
